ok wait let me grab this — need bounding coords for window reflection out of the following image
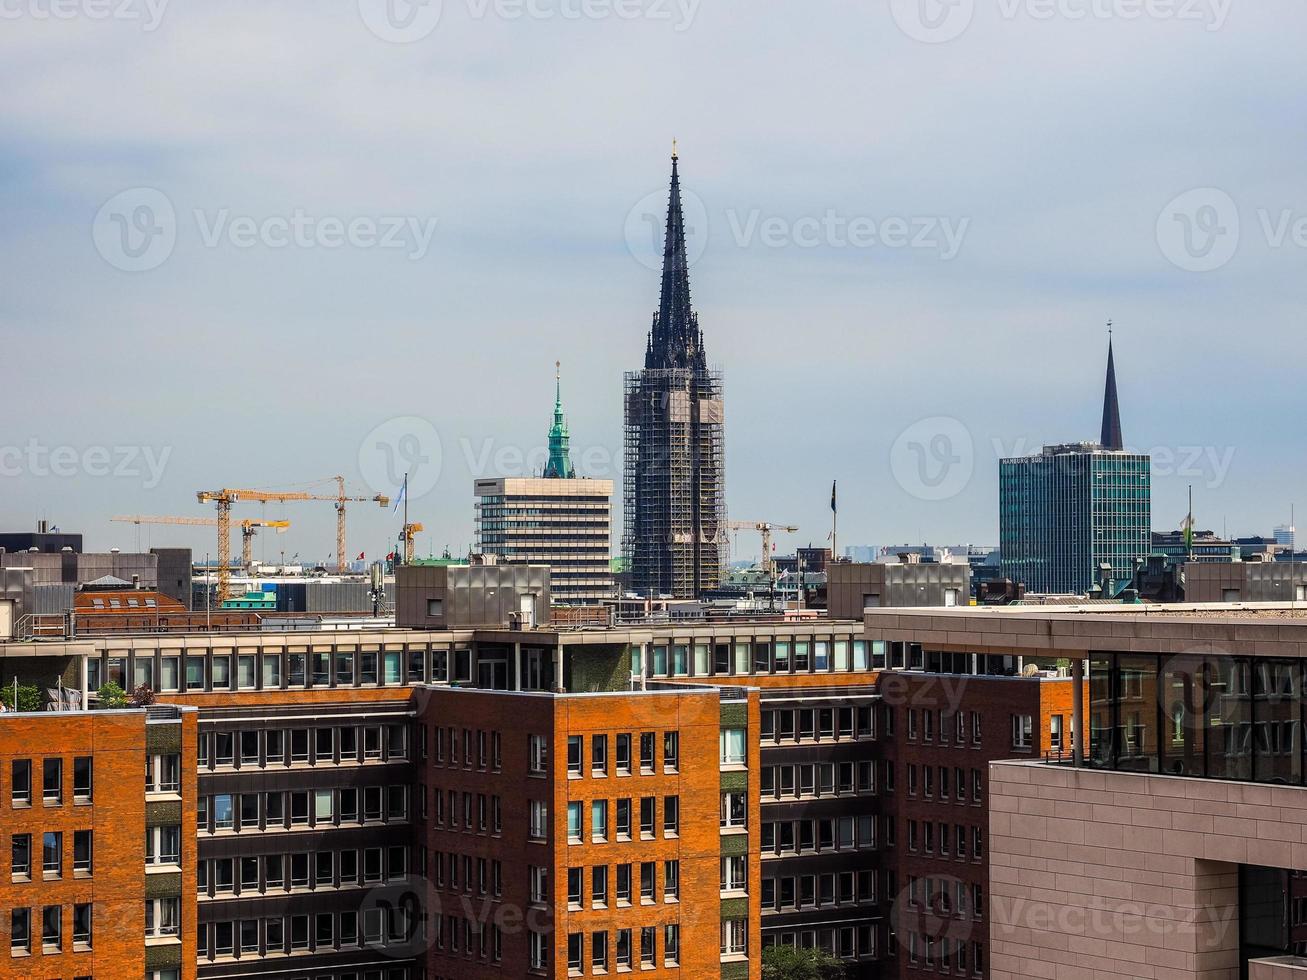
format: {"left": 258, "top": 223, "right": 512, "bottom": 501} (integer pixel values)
{"left": 1088, "top": 653, "right": 1301, "bottom": 784}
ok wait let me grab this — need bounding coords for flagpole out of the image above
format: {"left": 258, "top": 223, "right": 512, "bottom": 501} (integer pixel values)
{"left": 1187, "top": 484, "right": 1193, "bottom": 563}
{"left": 831, "top": 480, "right": 838, "bottom": 561}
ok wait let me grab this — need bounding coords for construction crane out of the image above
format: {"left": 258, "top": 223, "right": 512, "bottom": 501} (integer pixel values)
{"left": 112, "top": 515, "right": 291, "bottom": 574}
{"left": 195, "top": 481, "right": 389, "bottom": 600}
{"left": 722, "top": 521, "right": 799, "bottom": 580}
{"left": 400, "top": 523, "right": 424, "bottom": 564}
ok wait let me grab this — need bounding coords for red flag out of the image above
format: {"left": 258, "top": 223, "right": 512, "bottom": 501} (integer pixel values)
{"left": 356, "top": 552, "right": 365, "bottom": 560}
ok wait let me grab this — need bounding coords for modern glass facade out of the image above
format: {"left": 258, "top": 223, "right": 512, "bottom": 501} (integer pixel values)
{"left": 999, "top": 444, "right": 1150, "bottom": 594}
{"left": 1087, "top": 652, "right": 1304, "bottom": 784}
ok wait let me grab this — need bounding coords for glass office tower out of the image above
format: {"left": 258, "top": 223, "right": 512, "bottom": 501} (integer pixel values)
{"left": 1000, "top": 444, "right": 1151, "bottom": 594}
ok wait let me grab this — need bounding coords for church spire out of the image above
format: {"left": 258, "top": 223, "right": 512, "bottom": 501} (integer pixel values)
{"left": 1100, "top": 323, "right": 1123, "bottom": 451}
{"left": 544, "top": 360, "right": 575, "bottom": 479}
{"left": 646, "top": 147, "right": 707, "bottom": 372}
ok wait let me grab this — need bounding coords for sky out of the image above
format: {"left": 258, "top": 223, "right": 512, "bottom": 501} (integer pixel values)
{"left": 1, "top": 0, "right": 1304, "bottom": 565}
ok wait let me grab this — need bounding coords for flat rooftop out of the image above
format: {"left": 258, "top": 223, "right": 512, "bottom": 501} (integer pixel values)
{"left": 864, "top": 602, "right": 1307, "bottom": 658}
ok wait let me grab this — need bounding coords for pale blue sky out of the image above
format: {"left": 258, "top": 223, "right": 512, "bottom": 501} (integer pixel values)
{"left": 1, "top": 0, "right": 1304, "bottom": 563}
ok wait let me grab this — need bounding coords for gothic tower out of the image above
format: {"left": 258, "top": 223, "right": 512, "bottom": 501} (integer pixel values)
{"left": 623, "top": 149, "right": 725, "bottom": 598}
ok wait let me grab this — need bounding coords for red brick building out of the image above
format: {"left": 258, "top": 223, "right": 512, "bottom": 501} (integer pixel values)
{"left": 0, "top": 704, "right": 197, "bottom": 979}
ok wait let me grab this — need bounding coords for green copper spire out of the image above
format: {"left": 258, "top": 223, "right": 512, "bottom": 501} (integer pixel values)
{"left": 544, "top": 360, "right": 575, "bottom": 479}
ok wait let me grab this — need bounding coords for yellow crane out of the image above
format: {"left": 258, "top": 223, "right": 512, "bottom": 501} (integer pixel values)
{"left": 195, "top": 480, "right": 389, "bottom": 600}
{"left": 722, "top": 520, "right": 799, "bottom": 580}
{"left": 112, "top": 515, "right": 291, "bottom": 574}
{"left": 400, "top": 523, "right": 424, "bottom": 565}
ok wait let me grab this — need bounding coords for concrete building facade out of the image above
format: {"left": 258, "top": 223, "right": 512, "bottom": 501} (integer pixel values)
{"left": 863, "top": 605, "right": 1307, "bottom": 980}
{"left": 474, "top": 477, "right": 614, "bottom": 604}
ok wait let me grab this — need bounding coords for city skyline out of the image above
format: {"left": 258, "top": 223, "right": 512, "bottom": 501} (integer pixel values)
{"left": 2, "top": 4, "right": 1304, "bottom": 563}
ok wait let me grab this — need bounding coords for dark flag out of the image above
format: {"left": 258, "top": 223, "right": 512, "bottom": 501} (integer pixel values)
{"left": 831, "top": 480, "right": 837, "bottom": 513}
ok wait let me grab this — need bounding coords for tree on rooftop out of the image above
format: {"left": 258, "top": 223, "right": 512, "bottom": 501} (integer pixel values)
{"left": 761, "top": 946, "right": 850, "bottom": 980}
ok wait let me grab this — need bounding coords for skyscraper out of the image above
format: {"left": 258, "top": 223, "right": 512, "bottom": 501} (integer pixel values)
{"left": 623, "top": 150, "right": 725, "bottom": 598}
{"left": 1000, "top": 337, "right": 1150, "bottom": 594}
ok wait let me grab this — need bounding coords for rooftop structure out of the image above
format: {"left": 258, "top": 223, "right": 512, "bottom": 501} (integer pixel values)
{"left": 860, "top": 603, "right": 1307, "bottom": 980}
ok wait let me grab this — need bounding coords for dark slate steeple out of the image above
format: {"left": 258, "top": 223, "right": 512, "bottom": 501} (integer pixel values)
{"left": 645, "top": 144, "right": 707, "bottom": 372}
{"left": 1100, "top": 324, "right": 1123, "bottom": 451}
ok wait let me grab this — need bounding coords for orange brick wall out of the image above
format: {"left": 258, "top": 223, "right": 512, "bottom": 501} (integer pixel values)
{"left": 1037, "top": 677, "right": 1089, "bottom": 757}
{"left": 0, "top": 711, "right": 148, "bottom": 977}
{"left": 552, "top": 691, "right": 725, "bottom": 979}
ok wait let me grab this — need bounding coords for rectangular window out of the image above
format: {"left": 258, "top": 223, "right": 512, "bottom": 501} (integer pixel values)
{"left": 43, "top": 758, "right": 62, "bottom": 804}
{"left": 591, "top": 799, "right": 608, "bottom": 840}
{"left": 11, "top": 834, "right": 31, "bottom": 877}
{"left": 528, "top": 734, "right": 548, "bottom": 775}
{"left": 1012, "top": 714, "right": 1034, "bottom": 749}
{"left": 721, "top": 854, "right": 747, "bottom": 891}
{"left": 616, "top": 797, "right": 632, "bottom": 838}
{"left": 73, "top": 829, "right": 93, "bottom": 873}
{"left": 639, "top": 732, "right": 655, "bottom": 772}
{"left": 721, "top": 919, "right": 747, "bottom": 956}
{"left": 640, "top": 796, "right": 655, "bottom": 838}
{"left": 213, "top": 794, "right": 234, "bottom": 830}
{"left": 663, "top": 795, "right": 679, "bottom": 836}
{"left": 721, "top": 791, "right": 746, "bottom": 829}
{"left": 665, "top": 924, "right": 680, "bottom": 964}
{"left": 530, "top": 866, "right": 548, "bottom": 904}
{"left": 592, "top": 734, "right": 608, "bottom": 776}
{"left": 567, "top": 801, "right": 582, "bottom": 842}
{"left": 73, "top": 757, "right": 92, "bottom": 802}
{"left": 663, "top": 731, "right": 679, "bottom": 770}
{"left": 720, "top": 728, "right": 746, "bottom": 766}
{"left": 41, "top": 905, "right": 61, "bottom": 951}
{"left": 528, "top": 800, "right": 548, "bottom": 840}
{"left": 615, "top": 733, "right": 631, "bottom": 774}
{"left": 11, "top": 759, "right": 31, "bottom": 805}
{"left": 73, "top": 903, "right": 91, "bottom": 948}
{"left": 266, "top": 730, "right": 284, "bottom": 763}
{"left": 10, "top": 908, "right": 29, "bottom": 953}
{"left": 42, "top": 831, "right": 62, "bottom": 877}
{"left": 146, "top": 897, "right": 181, "bottom": 938}
{"left": 211, "top": 654, "right": 232, "bottom": 689}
